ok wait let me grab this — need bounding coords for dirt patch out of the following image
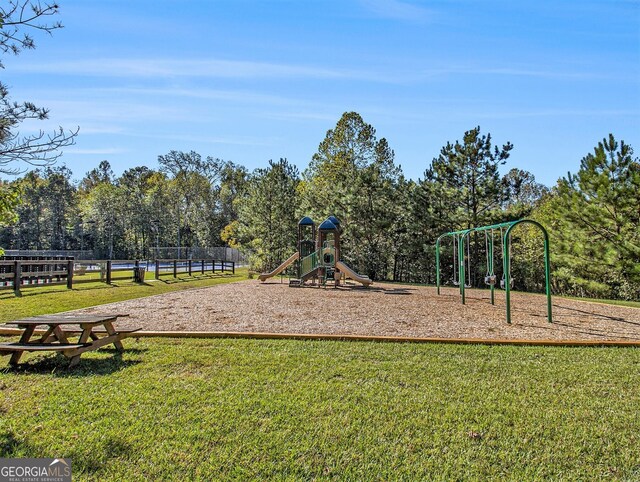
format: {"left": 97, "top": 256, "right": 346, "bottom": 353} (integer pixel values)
{"left": 75, "top": 280, "right": 640, "bottom": 341}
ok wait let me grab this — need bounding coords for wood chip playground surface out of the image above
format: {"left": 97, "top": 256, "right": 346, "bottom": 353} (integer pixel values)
{"left": 70, "top": 280, "right": 640, "bottom": 343}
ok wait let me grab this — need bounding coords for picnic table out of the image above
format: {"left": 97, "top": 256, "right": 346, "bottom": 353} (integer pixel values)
{"left": 0, "top": 314, "right": 140, "bottom": 367}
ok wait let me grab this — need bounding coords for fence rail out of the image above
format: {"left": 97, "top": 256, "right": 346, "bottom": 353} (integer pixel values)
{"left": 0, "top": 257, "right": 74, "bottom": 291}
{"left": 1, "top": 256, "right": 236, "bottom": 293}
{"left": 154, "top": 259, "right": 235, "bottom": 279}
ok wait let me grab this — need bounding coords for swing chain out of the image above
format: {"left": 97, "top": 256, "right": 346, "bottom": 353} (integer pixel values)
{"left": 452, "top": 234, "right": 459, "bottom": 286}
{"left": 464, "top": 233, "right": 471, "bottom": 288}
{"left": 499, "top": 227, "right": 515, "bottom": 289}
{"left": 484, "top": 229, "right": 497, "bottom": 286}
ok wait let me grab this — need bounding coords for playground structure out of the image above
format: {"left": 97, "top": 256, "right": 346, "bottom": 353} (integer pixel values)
{"left": 436, "top": 219, "right": 552, "bottom": 324}
{"left": 258, "top": 216, "right": 372, "bottom": 287}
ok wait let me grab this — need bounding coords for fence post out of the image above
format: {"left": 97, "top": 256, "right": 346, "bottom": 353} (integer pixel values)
{"left": 155, "top": 259, "right": 160, "bottom": 280}
{"left": 13, "top": 261, "right": 21, "bottom": 294}
{"left": 106, "top": 260, "right": 112, "bottom": 284}
{"left": 188, "top": 259, "right": 192, "bottom": 276}
{"left": 232, "top": 261, "right": 235, "bottom": 274}
{"left": 67, "top": 260, "right": 74, "bottom": 289}
{"left": 212, "top": 259, "right": 216, "bottom": 273}
{"left": 221, "top": 260, "right": 225, "bottom": 273}
{"left": 173, "top": 260, "right": 177, "bottom": 278}
{"left": 201, "top": 259, "right": 205, "bottom": 274}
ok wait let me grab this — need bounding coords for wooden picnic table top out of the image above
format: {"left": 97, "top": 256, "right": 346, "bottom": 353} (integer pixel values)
{"left": 1, "top": 313, "right": 136, "bottom": 366}
{"left": 5, "top": 314, "right": 126, "bottom": 326}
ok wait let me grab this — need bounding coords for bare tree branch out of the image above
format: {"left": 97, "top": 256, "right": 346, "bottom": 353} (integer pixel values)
{"left": 0, "top": 1, "right": 78, "bottom": 175}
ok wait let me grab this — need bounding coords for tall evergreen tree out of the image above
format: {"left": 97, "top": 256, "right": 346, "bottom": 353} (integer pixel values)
{"left": 536, "top": 134, "right": 640, "bottom": 299}
{"left": 236, "top": 158, "right": 300, "bottom": 271}
{"left": 426, "top": 126, "right": 513, "bottom": 285}
{"left": 301, "top": 112, "right": 401, "bottom": 278}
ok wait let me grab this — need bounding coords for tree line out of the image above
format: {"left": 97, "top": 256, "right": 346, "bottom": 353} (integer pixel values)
{"left": 1, "top": 3, "right": 637, "bottom": 301}
{"left": 1, "top": 111, "right": 638, "bottom": 301}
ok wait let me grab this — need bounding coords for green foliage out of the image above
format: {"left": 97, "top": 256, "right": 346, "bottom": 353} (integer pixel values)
{"left": 501, "top": 168, "right": 549, "bottom": 219}
{"left": 0, "top": 156, "right": 247, "bottom": 259}
{"left": 419, "top": 127, "right": 530, "bottom": 286}
{"left": 236, "top": 158, "right": 300, "bottom": 271}
{"left": 301, "top": 112, "right": 402, "bottom": 279}
{"left": 427, "top": 126, "right": 512, "bottom": 228}
{"left": 0, "top": 180, "right": 19, "bottom": 225}
{"left": 534, "top": 135, "right": 640, "bottom": 300}
{"left": 0, "top": 180, "right": 20, "bottom": 254}
{"left": 0, "top": 112, "right": 636, "bottom": 300}
{"left": 2, "top": 339, "right": 640, "bottom": 479}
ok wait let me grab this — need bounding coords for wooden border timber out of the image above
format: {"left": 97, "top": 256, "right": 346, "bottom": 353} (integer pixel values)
{"left": 1, "top": 328, "right": 639, "bottom": 347}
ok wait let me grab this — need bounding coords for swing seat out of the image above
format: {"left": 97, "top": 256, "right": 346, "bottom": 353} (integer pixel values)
{"left": 500, "top": 278, "right": 515, "bottom": 289}
{"left": 452, "top": 280, "right": 460, "bottom": 286}
{"left": 484, "top": 275, "right": 497, "bottom": 285}
{"left": 464, "top": 283, "right": 472, "bottom": 288}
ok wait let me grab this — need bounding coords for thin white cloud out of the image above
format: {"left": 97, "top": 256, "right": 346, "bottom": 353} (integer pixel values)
{"left": 414, "top": 65, "right": 611, "bottom": 81}
{"left": 359, "top": 0, "right": 432, "bottom": 22}
{"left": 96, "top": 87, "right": 296, "bottom": 106}
{"left": 12, "top": 58, "right": 350, "bottom": 80}
{"left": 27, "top": 99, "right": 195, "bottom": 124}
{"left": 11, "top": 57, "right": 613, "bottom": 84}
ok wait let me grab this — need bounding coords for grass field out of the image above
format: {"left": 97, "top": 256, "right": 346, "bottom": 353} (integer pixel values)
{"left": 1, "top": 338, "right": 639, "bottom": 480}
{"left": 2, "top": 273, "right": 639, "bottom": 479}
{"left": 0, "top": 268, "right": 248, "bottom": 323}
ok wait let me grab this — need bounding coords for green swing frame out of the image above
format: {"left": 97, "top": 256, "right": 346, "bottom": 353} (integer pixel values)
{"left": 435, "top": 219, "right": 552, "bottom": 324}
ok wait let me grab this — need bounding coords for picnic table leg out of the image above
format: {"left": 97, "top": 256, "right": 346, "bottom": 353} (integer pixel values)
{"left": 9, "top": 325, "right": 36, "bottom": 365}
{"left": 38, "top": 325, "right": 57, "bottom": 343}
{"left": 53, "top": 326, "right": 71, "bottom": 344}
{"left": 68, "top": 326, "right": 93, "bottom": 367}
{"left": 103, "top": 321, "right": 124, "bottom": 351}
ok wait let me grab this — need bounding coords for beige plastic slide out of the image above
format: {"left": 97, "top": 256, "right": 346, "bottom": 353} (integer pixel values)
{"left": 335, "top": 261, "right": 373, "bottom": 286}
{"left": 258, "top": 252, "right": 300, "bottom": 281}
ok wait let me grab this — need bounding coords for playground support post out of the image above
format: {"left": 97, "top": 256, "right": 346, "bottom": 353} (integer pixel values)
{"left": 503, "top": 219, "right": 552, "bottom": 324}
{"left": 435, "top": 229, "right": 472, "bottom": 303}
{"left": 436, "top": 236, "right": 442, "bottom": 295}
{"left": 435, "top": 219, "right": 552, "bottom": 324}
{"left": 459, "top": 232, "right": 465, "bottom": 304}
{"left": 490, "top": 236, "right": 495, "bottom": 305}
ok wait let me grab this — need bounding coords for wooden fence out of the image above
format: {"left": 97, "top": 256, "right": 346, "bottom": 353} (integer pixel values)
{"left": 1, "top": 256, "right": 235, "bottom": 293}
{"left": 154, "top": 259, "right": 235, "bottom": 279}
{"left": 0, "top": 256, "right": 74, "bottom": 292}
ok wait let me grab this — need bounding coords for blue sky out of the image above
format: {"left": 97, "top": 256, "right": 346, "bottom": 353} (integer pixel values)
{"left": 3, "top": 0, "right": 639, "bottom": 186}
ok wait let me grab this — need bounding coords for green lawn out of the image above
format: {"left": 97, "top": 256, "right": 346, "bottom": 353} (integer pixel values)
{"left": 0, "top": 268, "right": 248, "bottom": 323}
{"left": 1, "top": 338, "right": 639, "bottom": 480}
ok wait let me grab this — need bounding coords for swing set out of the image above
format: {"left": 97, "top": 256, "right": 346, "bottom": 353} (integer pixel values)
{"left": 435, "top": 219, "right": 552, "bottom": 324}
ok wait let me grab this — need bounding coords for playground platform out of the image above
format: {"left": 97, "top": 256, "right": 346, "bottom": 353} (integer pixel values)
{"left": 60, "top": 280, "right": 640, "bottom": 343}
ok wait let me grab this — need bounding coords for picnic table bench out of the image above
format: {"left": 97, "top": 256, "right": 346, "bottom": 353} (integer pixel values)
{"left": 0, "top": 314, "right": 140, "bottom": 367}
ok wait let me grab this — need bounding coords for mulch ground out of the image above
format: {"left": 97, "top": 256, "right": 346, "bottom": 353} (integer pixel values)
{"left": 74, "top": 279, "right": 640, "bottom": 342}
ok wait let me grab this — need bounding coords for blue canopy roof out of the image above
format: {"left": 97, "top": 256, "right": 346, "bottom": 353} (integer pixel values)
{"left": 318, "top": 219, "right": 337, "bottom": 231}
{"left": 328, "top": 215, "right": 341, "bottom": 226}
{"left": 298, "top": 216, "right": 315, "bottom": 226}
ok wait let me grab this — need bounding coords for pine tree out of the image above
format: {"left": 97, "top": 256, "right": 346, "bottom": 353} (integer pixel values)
{"left": 301, "top": 112, "right": 401, "bottom": 279}
{"left": 426, "top": 126, "right": 513, "bottom": 285}
{"left": 537, "top": 135, "right": 640, "bottom": 299}
{"left": 236, "top": 159, "right": 300, "bottom": 272}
